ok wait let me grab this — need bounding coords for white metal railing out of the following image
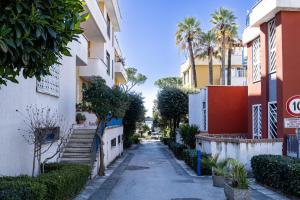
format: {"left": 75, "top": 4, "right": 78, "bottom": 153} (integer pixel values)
{"left": 268, "top": 19, "right": 277, "bottom": 74}
{"left": 268, "top": 101, "right": 278, "bottom": 139}
{"left": 233, "top": 68, "right": 247, "bottom": 78}
{"left": 252, "top": 38, "right": 261, "bottom": 82}
{"left": 252, "top": 104, "right": 262, "bottom": 139}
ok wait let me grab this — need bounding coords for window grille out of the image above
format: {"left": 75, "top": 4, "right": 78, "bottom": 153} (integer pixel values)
{"left": 268, "top": 19, "right": 277, "bottom": 74}
{"left": 37, "top": 65, "right": 60, "bottom": 97}
{"left": 268, "top": 101, "right": 278, "bottom": 139}
{"left": 252, "top": 104, "right": 262, "bottom": 139}
{"left": 252, "top": 38, "right": 261, "bottom": 82}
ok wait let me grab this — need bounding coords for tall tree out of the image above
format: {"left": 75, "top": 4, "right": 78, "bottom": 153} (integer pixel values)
{"left": 226, "top": 25, "right": 240, "bottom": 85}
{"left": 176, "top": 17, "right": 201, "bottom": 88}
{"left": 82, "top": 77, "right": 128, "bottom": 176}
{"left": 196, "top": 30, "right": 216, "bottom": 85}
{"left": 211, "top": 7, "right": 237, "bottom": 85}
{"left": 154, "top": 77, "right": 182, "bottom": 89}
{"left": 121, "top": 67, "right": 147, "bottom": 93}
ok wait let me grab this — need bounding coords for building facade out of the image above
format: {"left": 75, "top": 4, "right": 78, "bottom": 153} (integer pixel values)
{"left": 243, "top": 0, "right": 300, "bottom": 154}
{"left": 0, "top": 0, "right": 126, "bottom": 176}
{"left": 180, "top": 47, "right": 247, "bottom": 89}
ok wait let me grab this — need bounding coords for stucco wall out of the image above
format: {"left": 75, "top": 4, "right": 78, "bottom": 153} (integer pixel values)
{"left": 207, "top": 86, "right": 248, "bottom": 134}
{"left": 0, "top": 40, "right": 83, "bottom": 176}
{"left": 197, "top": 138, "right": 283, "bottom": 170}
{"left": 189, "top": 89, "right": 207, "bottom": 131}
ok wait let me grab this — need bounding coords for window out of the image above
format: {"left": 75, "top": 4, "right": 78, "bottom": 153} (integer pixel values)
{"left": 111, "top": 138, "right": 116, "bottom": 148}
{"left": 106, "top": 51, "right": 110, "bottom": 75}
{"left": 252, "top": 38, "right": 261, "bottom": 83}
{"left": 107, "top": 15, "right": 111, "bottom": 39}
{"left": 252, "top": 104, "right": 262, "bottom": 139}
{"left": 268, "top": 19, "right": 276, "bottom": 74}
{"left": 37, "top": 65, "right": 60, "bottom": 97}
{"left": 118, "top": 135, "right": 121, "bottom": 144}
{"left": 112, "top": 60, "right": 114, "bottom": 79}
{"left": 268, "top": 101, "right": 278, "bottom": 139}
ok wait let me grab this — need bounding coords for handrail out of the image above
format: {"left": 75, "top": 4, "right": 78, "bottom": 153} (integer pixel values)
{"left": 90, "top": 133, "right": 100, "bottom": 172}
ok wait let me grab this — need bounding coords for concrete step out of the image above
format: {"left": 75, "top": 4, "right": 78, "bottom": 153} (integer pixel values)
{"left": 68, "top": 138, "right": 94, "bottom": 143}
{"left": 70, "top": 134, "right": 95, "bottom": 139}
{"left": 64, "top": 147, "right": 91, "bottom": 153}
{"left": 62, "top": 152, "right": 91, "bottom": 158}
{"left": 73, "top": 129, "right": 96, "bottom": 135}
{"left": 66, "top": 144, "right": 91, "bottom": 148}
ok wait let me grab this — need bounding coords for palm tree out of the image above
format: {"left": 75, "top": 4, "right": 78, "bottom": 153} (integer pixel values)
{"left": 226, "top": 24, "right": 239, "bottom": 85}
{"left": 196, "top": 30, "right": 216, "bottom": 85}
{"left": 176, "top": 17, "right": 201, "bottom": 88}
{"left": 211, "top": 7, "right": 237, "bottom": 85}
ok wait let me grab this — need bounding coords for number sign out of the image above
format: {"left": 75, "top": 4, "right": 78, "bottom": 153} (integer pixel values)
{"left": 287, "top": 95, "right": 300, "bottom": 117}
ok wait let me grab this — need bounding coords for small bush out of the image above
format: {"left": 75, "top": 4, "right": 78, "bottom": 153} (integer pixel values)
{"left": 168, "top": 140, "right": 186, "bottom": 160}
{"left": 251, "top": 155, "right": 300, "bottom": 197}
{"left": 130, "top": 135, "right": 140, "bottom": 144}
{"left": 179, "top": 124, "right": 199, "bottom": 149}
{"left": 0, "top": 163, "right": 90, "bottom": 200}
{"left": 182, "top": 149, "right": 212, "bottom": 175}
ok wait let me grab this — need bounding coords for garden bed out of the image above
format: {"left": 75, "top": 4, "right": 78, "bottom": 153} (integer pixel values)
{"left": 0, "top": 163, "right": 90, "bottom": 200}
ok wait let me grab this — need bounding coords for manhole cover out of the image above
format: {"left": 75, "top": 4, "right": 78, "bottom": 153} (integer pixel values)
{"left": 126, "top": 165, "right": 150, "bottom": 171}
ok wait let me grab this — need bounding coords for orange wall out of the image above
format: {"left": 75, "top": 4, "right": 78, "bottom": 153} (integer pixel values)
{"left": 207, "top": 86, "right": 248, "bottom": 134}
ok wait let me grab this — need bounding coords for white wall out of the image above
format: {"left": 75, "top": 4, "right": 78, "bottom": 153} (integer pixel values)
{"left": 0, "top": 40, "right": 84, "bottom": 176}
{"left": 189, "top": 89, "right": 207, "bottom": 132}
{"left": 196, "top": 138, "right": 283, "bottom": 170}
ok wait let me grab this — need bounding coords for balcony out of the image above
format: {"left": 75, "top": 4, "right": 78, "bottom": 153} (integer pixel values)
{"left": 115, "top": 62, "right": 127, "bottom": 84}
{"left": 82, "top": 0, "right": 108, "bottom": 42}
{"left": 114, "top": 36, "right": 122, "bottom": 57}
{"left": 105, "top": 0, "right": 122, "bottom": 32}
{"left": 75, "top": 34, "right": 88, "bottom": 66}
{"left": 79, "top": 58, "right": 114, "bottom": 87}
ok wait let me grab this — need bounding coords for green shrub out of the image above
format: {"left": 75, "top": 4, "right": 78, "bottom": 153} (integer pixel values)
{"left": 0, "top": 163, "right": 90, "bottom": 200}
{"left": 168, "top": 140, "right": 186, "bottom": 160}
{"left": 160, "top": 137, "right": 172, "bottom": 146}
{"left": 130, "top": 135, "right": 140, "bottom": 144}
{"left": 179, "top": 124, "right": 199, "bottom": 149}
{"left": 182, "top": 149, "right": 212, "bottom": 175}
{"left": 251, "top": 155, "right": 300, "bottom": 197}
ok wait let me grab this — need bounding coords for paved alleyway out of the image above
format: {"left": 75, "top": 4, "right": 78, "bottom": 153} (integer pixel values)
{"left": 88, "top": 141, "right": 282, "bottom": 200}
{"left": 91, "top": 141, "right": 225, "bottom": 200}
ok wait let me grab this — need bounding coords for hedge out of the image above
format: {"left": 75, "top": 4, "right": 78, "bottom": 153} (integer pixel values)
{"left": 182, "top": 149, "right": 212, "bottom": 175}
{"left": 161, "top": 138, "right": 212, "bottom": 176}
{"left": 251, "top": 155, "right": 300, "bottom": 197}
{"left": 0, "top": 163, "right": 90, "bottom": 200}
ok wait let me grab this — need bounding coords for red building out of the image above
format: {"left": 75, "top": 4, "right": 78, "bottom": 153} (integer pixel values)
{"left": 243, "top": 0, "right": 300, "bottom": 155}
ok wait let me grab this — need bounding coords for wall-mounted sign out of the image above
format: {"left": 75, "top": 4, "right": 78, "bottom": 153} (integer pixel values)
{"left": 286, "top": 95, "right": 300, "bottom": 117}
{"left": 284, "top": 118, "right": 300, "bottom": 128}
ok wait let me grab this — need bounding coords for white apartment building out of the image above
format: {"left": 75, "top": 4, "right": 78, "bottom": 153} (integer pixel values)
{"left": 0, "top": 0, "right": 127, "bottom": 176}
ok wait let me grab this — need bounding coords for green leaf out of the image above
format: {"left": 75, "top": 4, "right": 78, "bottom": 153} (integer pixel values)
{"left": 0, "top": 40, "right": 8, "bottom": 53}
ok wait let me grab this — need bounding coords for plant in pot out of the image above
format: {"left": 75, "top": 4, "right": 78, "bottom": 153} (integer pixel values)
{"left": 203, "top": 154, "right": 230, "bottom": 187}
{"left": 76, "top": 113, "right": 86, "bottom": 124}
{"left": 224, "top": 159, "right": 250, "bottom": 200}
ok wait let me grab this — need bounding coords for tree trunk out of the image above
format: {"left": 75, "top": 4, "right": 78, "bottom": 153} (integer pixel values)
{"left": 221, "top": 31, "right": 226, "bottom": 85}
{"left": 97, "top": 119, "right": 106, "bottom": 176}
{"left": 227, "top": 47, "right": 232, "bottom": 86}
{"left": 32, "top": 143, "right": 37, "bottom": 177}
{"left": 188, "top": 39, "right": 197, "bottom": 88}
{"left": 208, "top": 48, "right": 214, "bottom": 85}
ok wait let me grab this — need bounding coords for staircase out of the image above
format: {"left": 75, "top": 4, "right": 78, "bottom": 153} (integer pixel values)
{"left": 60, "top": 128, "right": 96, "bottom": 166}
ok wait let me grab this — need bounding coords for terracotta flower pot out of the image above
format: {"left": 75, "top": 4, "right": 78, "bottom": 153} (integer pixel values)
{"left": 224, "top": 182, "right": 250, "bottom": 200}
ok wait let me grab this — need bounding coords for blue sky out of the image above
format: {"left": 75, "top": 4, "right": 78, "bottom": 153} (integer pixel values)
{"left": 118, "top": 0, "right": 256, "bottom": 116}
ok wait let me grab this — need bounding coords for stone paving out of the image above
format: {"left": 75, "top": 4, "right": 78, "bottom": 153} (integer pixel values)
{"left": 75, "top": 141, "right": 291, "bottom": 200}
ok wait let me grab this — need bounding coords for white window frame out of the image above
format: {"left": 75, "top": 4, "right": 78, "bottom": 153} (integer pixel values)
{"left": 252, "top": 38, "right": 261, "bottom": 83}
{"left": 268, "top": 101, "right": 278, "bottom": 139}
{"left": 268, "top": 18, "right": 277, "bottom": 74}
{"left": 252, "top": 104, "right": 262, "bottom": 139}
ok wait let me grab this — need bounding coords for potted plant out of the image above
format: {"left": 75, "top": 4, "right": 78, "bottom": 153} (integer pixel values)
{"left": 224, "top": 160, "right": 250, "bottom": 200}
{"left": 203, "top": 154, "right": 230, "bottom": 187}
{"left": 76, "top": 113, "right": 86, "bottom": 124}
